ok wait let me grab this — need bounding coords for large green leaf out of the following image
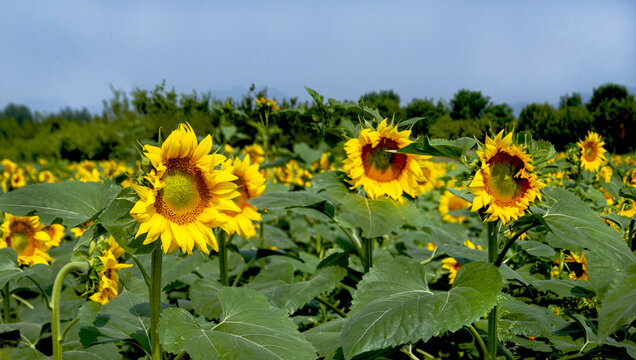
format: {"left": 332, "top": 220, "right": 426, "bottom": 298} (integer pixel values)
{"left": 158, "top": 287, "right": 316, "bottom": 360}
{"left": 542, "top": 188, "right": 636, "bottom": 297}
{"left": 249, "top": 191, "right": 327, "bottom": 209}
{"left": 0, "top": 180, "right": 121, "bottom": 227}
{"left": 190, "top": 278, "right": 224, "bottom": 319}
{"left": 247, "top": 263, "right": 347, "bottom": 313}
{"left": 78, "top": 279, "right": 153, "bottom": 354}
{"left": 397, "top": 136, "right": 476, "bottom": 162}
{"left": 341, "top": 259, "right": 502, "bottom": 359}
{"left": 304, "top": 318, "right": 346, "bottom": 360}
{"left": 498, "top": 295, "right": 565, "bottom": 341}
{"left": 0, "top": 248, "right": 51, "bottom": 289}
{"left": 97, "top": 187, "right": 154, "bottom": 254}
{"left": 597, "top": 264, "right": 636, "bottom": 344}
{"left": 338, "top": 194, "right": 419, "bottom": 238}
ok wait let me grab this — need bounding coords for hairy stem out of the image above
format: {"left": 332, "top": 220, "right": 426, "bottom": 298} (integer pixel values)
{"left": 487, "top": 220, "right": 499, "bottom": 360}
{"left": 494, "top": 223, "right": 537, "bottom": 267}
{"left": 150, "top": 246, "right": 163, "bottom": 360}
{"left": 52, "top": 261, "right": 89, "bottom": 360}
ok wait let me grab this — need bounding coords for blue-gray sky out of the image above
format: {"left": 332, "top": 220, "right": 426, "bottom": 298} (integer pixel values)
{"left": 1, "top": 0, "right": 634, "bottom": 114}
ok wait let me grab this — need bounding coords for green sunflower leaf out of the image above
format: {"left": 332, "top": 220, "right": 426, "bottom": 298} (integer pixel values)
{"left": 0, "top": 180, "right": 121, "bottom": 228}
{"left": 396, "top": 136, "right": 476, "bottom": 162}
{"left": 338, "top": 194, "right": 419, "bottom": 238}
{"left": 541, "top": 187, "right": 636, "bottom": 298}
{"left": 341, "top": 258, "right": 502, "bottom": 360}
{"left": 247, "top": 263, "right": 347, "bottom": 313}
{"left": 597, "top": 264, "right": 636, "bottom": 344}
{"left": 158, "top": 287, "right": 316, "bottom": 360}
{"left": 305, "top": 318, "right": 346, "bottom": 360}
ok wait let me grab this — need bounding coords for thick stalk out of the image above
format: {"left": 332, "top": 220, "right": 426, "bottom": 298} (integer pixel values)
{"left": 468, "top": 324, "right": 489, "bottom": 360}
{"left": 150, "top": 246, "right": 163, "bottom": 360}
{"left": 363, "top": 237, "right": 374, "bottom": 273}
{"left": 487, "top": 221, "right": 499, "bottom": 359}
{"left": 3, "top": 283, "right": 10, "bottom": 323}
{"left": 52, "top": 261, "right": 89, "bottom": 360}
{"left": 219, "top": 231, "right": 229, "bottom": 286}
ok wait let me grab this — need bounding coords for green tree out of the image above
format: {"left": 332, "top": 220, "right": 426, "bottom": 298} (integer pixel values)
{"left": 559, "top": 92, "right": 583, "bottom": 109}
{"left": 587, "top": 84, "right": 629, "bottom": 113}
{"left": 450, "top": 89, "right": 491, "bottom": 120}
{"left": 1, "top": 103, "right": 33, "bottom": 125}
{"left": 404, "top": 98, "right": 448, "bottom": 136}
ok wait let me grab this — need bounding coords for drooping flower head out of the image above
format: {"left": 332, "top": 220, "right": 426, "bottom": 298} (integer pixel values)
{"left": 578, "top": 131, "right": 607, "bottom": 172}
{"left": 469, "top": 130, "right": 545, "bottom": 224}
{"left": 343, "top": 119, "right": 422, "bottom": 202}
{"left": 220, "top": 155, "right": 266, "bottom": 239}
{"left": 130, "top": 124, "right": 240, "bottom": 254}
{"left": 89, "top": 237, "right": 133, "bottom": 305}
{"left": 0, "top": 214, "right": 54, "bottom": 266}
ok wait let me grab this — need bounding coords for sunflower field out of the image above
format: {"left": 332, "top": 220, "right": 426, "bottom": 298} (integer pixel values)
{"left": 0, "top": 89, "right": 635, "bottom": 360}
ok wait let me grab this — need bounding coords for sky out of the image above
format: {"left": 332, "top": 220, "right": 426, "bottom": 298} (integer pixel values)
{"left": 1, "top": 0, "right": 635, "bottom": 114}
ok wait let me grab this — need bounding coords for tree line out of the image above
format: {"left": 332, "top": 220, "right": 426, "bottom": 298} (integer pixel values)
{"left": 0, "top": 82, "right": 633, "bottom": 162}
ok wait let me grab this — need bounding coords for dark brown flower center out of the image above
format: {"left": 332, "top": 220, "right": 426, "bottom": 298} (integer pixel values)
{"left": 361, "top": 138, "right": 407, "bottom": 182}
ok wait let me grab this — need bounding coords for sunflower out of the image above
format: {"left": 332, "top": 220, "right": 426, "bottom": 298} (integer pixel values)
{"left": 565, "top": 252, "right": 588, "bottom": 281}
{"left": 439, "top": 190, "right": 471, "bottom": 223}
{"left": 441, "top": 257, "right": 461, "bottom": 284}
{"left": 578, "top": 132, "right": 607, "bottom": 172}
{"left": 0, "top": 214, "right": 54, "bottom": 266}
{"left": 343, "top": 119, "right": 422, "bottom": 202}
{"left": 417, "top": 159, "right": 446, "bottom": 194}
{"left": 469, "top": 131, "right": 545, "bottom": 224}
{"left": 220, "top": 155, "right": 266, "bottom": 239}
{"left": 89, "top": 237, "right": 133, "bottom": 305}
{"left": 130, "top": 124, "right": 240, "bottom": 254}
{"left": 242, "top": 144, "right": 265, "bottom": 165}
{"left": 624, "top": 168, "right": 636, "bottom": 187}
{"left": 44, "top": 224, "right": 65, "bottom": 247}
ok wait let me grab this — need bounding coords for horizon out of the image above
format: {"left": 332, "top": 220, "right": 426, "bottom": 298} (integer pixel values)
{"left": 1, "top": 1, "right": 634, "bottom": 115}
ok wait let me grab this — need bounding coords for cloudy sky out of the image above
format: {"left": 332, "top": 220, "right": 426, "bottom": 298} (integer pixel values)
{"left": 1, "top": 0, "right": 634, "bottom": 113}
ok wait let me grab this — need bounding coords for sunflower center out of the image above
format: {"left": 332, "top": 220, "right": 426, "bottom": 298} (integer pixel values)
{"left": 162, "top": 171, "right": 200, "bottom": 211}
{"left": 488, "top": 152, "right": 529, "bottom": 203}
{"left": 584, "top": 143, "right": 597, "bottom": 161}
{"left": 155, "top": 158, "right": 210, "bottom": 225}
{"left": 361, "top": 139, "right": 407, "bottom": 182}
{"left": 10, "top": 232, "right": 30, "bottom": 253}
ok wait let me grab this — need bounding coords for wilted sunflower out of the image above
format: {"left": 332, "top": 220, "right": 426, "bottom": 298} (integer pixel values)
{"left": 439, "top": 190, "right": 471, "bottom": 223}
{"left": 130, "top": 124, "right": 240, "bottom": 254}
{"left": 469, "top": 131, "right": 545, "bottom": 224}
{"left": 220, "top": 155, "right": 266, "bottom": 239}
{"left": 0, "top": 214, "right": 54, "bottom": 266}
{"left": 343, "top": 119, "right": 422, "bottom": 202}
{"left": 89, "top": 237, "right": 133, "bottom": 305}
{"left": 578, "top": 131, "right": 607, "bottom": 172}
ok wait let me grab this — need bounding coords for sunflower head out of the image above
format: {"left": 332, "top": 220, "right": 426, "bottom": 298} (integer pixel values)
{"left": 565, "top": 252, "right": 588, "bottom": 281}
{"left": 220, "top": 155, "right": 266, "bottom": 239}
{"left": 441, "top": 257, "right": 461, "bottom": 284}
{"left": 89, "top": 237, "right": 133, "bottom": 305}
{"left": 0, "top": 214, "right": 54, "bottom": 266}
{"left": 130, "top": 124, "right": 240, "bottom": 255}
{"left": 578, "top": 131, "right": 607, "bottom": 172}
{"left": 343, "top": 119, "right": 422, "bottom": 202}
{"left": 469, "top": 130, "right": 545, "bottom": 224}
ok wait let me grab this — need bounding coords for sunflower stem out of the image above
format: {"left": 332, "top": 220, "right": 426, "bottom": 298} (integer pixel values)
{"left": 494, "top": 223, "right": 538, "bottom": 267}
{"left": 51, "top": 261, "right": 89, "bottom": 360}
{"left": 150, "top": 246, "right": 163, "bottom": 360}
{"left": 26, "top": 275, "right": 52, "bottom": 309}
{"left": 468, "top": 324, "right": 489, "bottom": 360}
{"left": 487, "top": 220, "right": 499, "bottom": 360}
{"left": 130, "top": 254, "right": 151, "bottom": 290}
{"left": 219, "top": 231, "right": 231, "bottom": 286}
{"left": 363, "top": 237, "right": 373, "bottom": 273}
{"left": 2, "top": 283, "right": 10, "bottom": 323}
{"left": 258, "top": 224, "right": 265, "bottom": 270}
